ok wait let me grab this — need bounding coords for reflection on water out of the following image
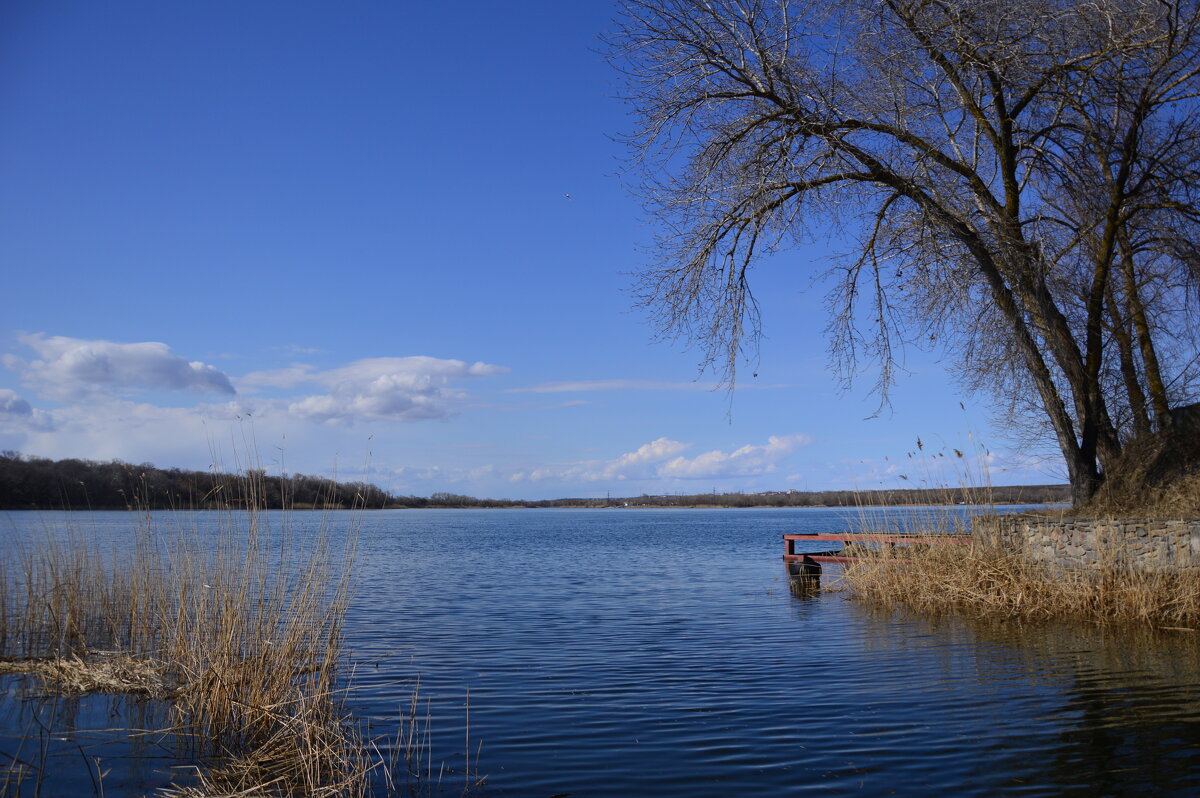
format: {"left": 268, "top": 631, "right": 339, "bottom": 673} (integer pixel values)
{"left": 3, "top": 508, "right": 1200, "bottom": 796}
{"left": 844, "top": 608, "right": 1200, "bottom": 795}
{"left": 0, "top": 675, "right": 192, "bottom": 795}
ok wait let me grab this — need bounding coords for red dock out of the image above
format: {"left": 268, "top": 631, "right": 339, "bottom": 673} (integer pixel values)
{"left": 782, "top": 531, "right": 969, "bottom": 570}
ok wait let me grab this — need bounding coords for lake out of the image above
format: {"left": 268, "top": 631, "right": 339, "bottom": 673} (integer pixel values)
{"left": 4, "top": 507, "right": 1200, "bottom": 796}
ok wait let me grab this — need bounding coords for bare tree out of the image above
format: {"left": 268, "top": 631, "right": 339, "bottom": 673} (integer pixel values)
{"left": 609, "top": 0, "right": 1200, "bottom": 505}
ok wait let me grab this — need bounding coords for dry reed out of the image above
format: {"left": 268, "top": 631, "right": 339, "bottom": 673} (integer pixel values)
{"left": 0, "top": 469, "right": 374, "bottom": 795}
{"left": 0, "top": 652, "right": 167, "bottom": 696}
{"left": 834, "top": 457, "right": 1200, "bottom": 628}
{"left": 839, "top": 537, "right": 1200, "bottom": 628}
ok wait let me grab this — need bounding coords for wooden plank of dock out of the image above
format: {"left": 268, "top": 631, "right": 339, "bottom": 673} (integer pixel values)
{"left": 782, "top": 531, "right": 970, "bottom": 570}
{"left": 783, "top": 532, "right": 968, "bottom": 545}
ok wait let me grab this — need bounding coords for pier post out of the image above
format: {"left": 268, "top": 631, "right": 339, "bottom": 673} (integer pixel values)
{"left": 786, "top": 555, "right": 822, "bottom": 579}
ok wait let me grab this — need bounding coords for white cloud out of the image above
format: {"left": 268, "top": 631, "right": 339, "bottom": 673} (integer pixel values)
{"left": 513, "top": 434, "right": 809, "bottom": 484}
{"left": 0, "top": 388, "right": 54, "bottom": 433}
{"left": 322, "top": 357, "right": 507, "bottom": 383}
{"left": 241, "top": 356, "right": 509, "bottom": 424}
{"left": 2, "top": 335, "right": 506, "bottom": 445}
{"left": 9, "top": 333, "right": 235, "bottom": 399}
{"left": 516, "top": 436, "right": 689, "bottom": 483}
{"left": 288, "top": 379, "right": 450, "bottom": 424}
{"left": 659, "top": 434, "right": 813, "bottom": 478}
{"left": 0, "top": 389, "right": 31, "bottom": 416}
{"left": 601, "top": 437, "right": 691, "bottom": 478}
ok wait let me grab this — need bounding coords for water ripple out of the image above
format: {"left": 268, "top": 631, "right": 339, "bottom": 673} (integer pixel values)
{"left": 6, "top": 507, "right": 1200, "bottom": 796}
{"left": 326, "top": 508, "right": 1200, "bottom": 796}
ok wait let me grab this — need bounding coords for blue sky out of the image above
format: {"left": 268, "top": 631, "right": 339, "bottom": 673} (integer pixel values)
{"left": 0, "top": 1, "right": 1063, "bottom": 499}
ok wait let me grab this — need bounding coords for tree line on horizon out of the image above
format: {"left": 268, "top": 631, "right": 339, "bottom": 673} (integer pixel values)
{"left": 0, "top": 451, "right": 1068, "bottom": 510}
{"left": 0, "top": 451, "right": 400, "bottom": 510}
{"left": 541, "top": 484, "right": 1070, "bottom": 508}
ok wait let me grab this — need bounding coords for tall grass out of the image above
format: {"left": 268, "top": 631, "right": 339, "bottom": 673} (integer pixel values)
{"left": 0, "top": 470, "right": 370, "bottom": 795}
{"left": 839, "top": 532, "right": 1200, "bottom": 628}
{"left": 833, "top": 438, "right": 1200, "bottom": 628}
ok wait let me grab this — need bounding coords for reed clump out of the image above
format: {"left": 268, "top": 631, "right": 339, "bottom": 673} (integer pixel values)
{"left": 0, "top": 470, "right": 372, "bottom": 795}
{"left": 840, "top": 538, "right": 1200, "bottom": 627}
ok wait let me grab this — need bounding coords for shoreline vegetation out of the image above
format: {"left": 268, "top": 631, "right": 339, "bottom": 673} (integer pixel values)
{"left": 0, "top": 469, "right": 484, "bottom": 796}
{"left": 0, "top": 451, "right": 1071, "bottom": 510}
{"left": 839, "top": 536, "right": 1200, "bottom": 628}
{"left": 833, "top": 462, "right": 1200, "bottom": 626}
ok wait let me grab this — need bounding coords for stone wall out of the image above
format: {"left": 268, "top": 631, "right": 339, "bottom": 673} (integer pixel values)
{"left": 975, "top": 515, "right": 1200, "bottom": 572}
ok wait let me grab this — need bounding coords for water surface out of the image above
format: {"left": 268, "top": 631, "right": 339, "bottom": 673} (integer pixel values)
{"left": 3, "top": 507, "right": 1200, "bottom": 796}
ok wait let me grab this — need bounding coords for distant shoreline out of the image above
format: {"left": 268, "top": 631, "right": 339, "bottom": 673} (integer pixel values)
{"left": 2, "top": 499, "right": 1067, "bottom": 512}
{"left": 0, "top": 452, "right": 1071, "bottom": 511}
{"left": 2, "top": 504, "right": 1063, "bottom": 514}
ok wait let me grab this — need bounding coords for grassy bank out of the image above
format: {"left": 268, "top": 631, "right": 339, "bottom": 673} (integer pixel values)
{"left": 839, "top": 536, "right": 1200, "bottom": 628}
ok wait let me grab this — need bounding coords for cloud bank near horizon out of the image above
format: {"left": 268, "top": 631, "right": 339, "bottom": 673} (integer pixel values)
{"left": 509, "top": 433, "right": 812, "bottom": 484}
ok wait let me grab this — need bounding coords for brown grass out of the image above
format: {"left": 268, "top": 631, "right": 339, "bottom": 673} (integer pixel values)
{"left": 1, "top": 467, "right": 489, "bottom": 796}
{"left": 1082, "top": 425, "right": 1200, "bottom": 518}
{"left": 0, "top": 651, "right": 168, "bottom": 696}
{"left": 0, "top": 470, "right": 374, "bottom": 795}
{"left": 839, "top": 538, "right": 1200, "bottom": 627}
{"left": 832, "top": 444, "right": 1200, "bottom": 626}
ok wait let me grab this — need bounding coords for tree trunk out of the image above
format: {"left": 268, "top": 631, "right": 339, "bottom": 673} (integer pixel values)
{"left": 1119, "top": 234, "right": 1171, "bottom": 429}
{"left": 1068, "top": 452, "right": 1103, "bottom": 507}
{"left": 1106, "top": 281, "right": 1151, "bottom": 439}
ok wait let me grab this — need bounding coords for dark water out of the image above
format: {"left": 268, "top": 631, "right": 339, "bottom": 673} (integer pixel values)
{"left": 4, "top": 507, "right": 1200, "bottom": 796}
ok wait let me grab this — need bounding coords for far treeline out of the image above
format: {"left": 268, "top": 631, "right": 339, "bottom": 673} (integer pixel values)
{"left": 541, "top": 485, "right": 1070, "bottom": 508}
{"left": 0, "top": 452, "right": 1068, "bottom": 511}
{"left": 0, "top": 451, "right": 400, "bottom": 511}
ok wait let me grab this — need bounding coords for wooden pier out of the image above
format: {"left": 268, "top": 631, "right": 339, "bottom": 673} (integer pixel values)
{"left": 782, "top": 532, "right": 969, "bottom": 578}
